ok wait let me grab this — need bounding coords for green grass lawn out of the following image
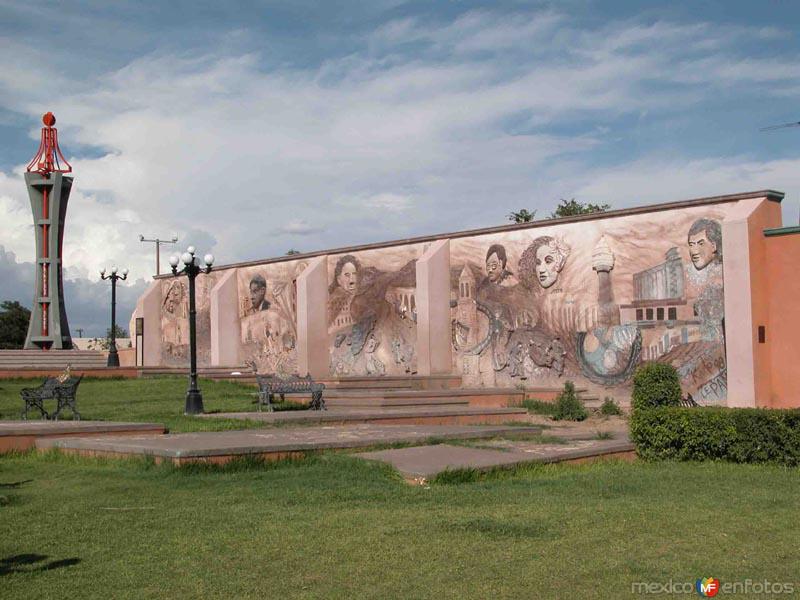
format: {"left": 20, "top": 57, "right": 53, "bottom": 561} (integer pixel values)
{"left": 0, "top": 376, "right": 294, "bottom": 432}
{"left": 2, "top": 452, "right": 798, "bottom": 599}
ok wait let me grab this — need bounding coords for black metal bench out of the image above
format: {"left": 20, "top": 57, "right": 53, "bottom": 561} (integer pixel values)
{"left": 255, "top": 374, "right": 325, "bottom": 412}
{"left": 20, "top": 375, "right": 83, "bottom": 420}
{"left": 679, "top": 393, "right": 700, "bottom": 407}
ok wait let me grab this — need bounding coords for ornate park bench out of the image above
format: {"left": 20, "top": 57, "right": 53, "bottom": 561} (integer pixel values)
{"left": 679, "top": 393, "right": 700, "bottom": 407}
{"left": 255, "top": 374, "right": 326, "bottom": 412}
{"left": 20, "top": 375, "right": 84, "bottom": 420}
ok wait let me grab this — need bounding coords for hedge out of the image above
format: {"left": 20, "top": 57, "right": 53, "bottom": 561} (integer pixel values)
{"left": 631, "top": 362, "right": 682, "bottom": 411}
{"left": 630, "top": 406, "right": 800, "bottom": 465}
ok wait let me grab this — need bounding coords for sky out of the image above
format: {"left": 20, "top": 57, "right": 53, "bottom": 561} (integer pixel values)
{"left": 0, "top": 0, "right": 799, "bottom": 336}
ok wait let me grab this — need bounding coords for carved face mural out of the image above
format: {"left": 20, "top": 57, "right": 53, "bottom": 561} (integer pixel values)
{"left": 163, "top": 281, "right": 185, "bottom": 314}
{"left": 687, "top": 218, "right": 722, "bottom": 270}
{"left": 335, "top": 256, "right": 359, "bottom": 294}
{"left": 450, "top": 207, "right": 729, "bottom": 404}
{"left": 237, "top": 261, "right": 306, "bottom": 375}
{"left": 328, "top": 246, "right": 420, "bottom": 376}
{"left": 518, "top": 236, "right": 570, "bottom": 289}
{"left": 249, "top": 276, "right": 269, "bottom": 311}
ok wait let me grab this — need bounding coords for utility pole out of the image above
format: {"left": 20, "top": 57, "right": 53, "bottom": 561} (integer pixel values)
{"left": 139, "top": 234, "right": 178, "bottom": 276}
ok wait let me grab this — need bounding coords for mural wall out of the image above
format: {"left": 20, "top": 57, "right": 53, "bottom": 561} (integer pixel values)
{"left": 236, "top": 259, "right": 308, "bottom": 375}
{"left": 151, "top": 203, "right": 730, "bottom": 404}
{"left": 449, "top": 207, "right": 727, "bottom": 403}
{"left": 327, "top": 245, "right": 422, "bottom": 377}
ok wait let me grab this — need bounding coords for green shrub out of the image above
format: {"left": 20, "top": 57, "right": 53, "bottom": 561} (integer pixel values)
{"left": 631, "top": 362, "right": 681, "bottom": 411}
{"left": 522, "top": 398, "right": 557, "bottom": 416}
{"left": 600, "top": 397, "right": 622, "bottom": 416}
{"left": 552, "top": 381, "right": 588, "bottom": 422}
{"left": 630, "top": 406, "right": 800, "bottom": 465}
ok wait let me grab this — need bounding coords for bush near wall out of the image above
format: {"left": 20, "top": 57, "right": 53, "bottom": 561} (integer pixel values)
{"left": 631, "top": 362, "right": 682, "bottom": 411}
{"left": 630, "top": 406, "right": 800, "bottom": 465}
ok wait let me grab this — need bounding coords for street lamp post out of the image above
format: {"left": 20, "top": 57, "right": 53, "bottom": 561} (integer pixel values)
{"left": 139, "top": 233, "right": 178, "bottom": 276}
{"left": 100, "top": 266, "right": 128, "bottom": 367}
{"left": 168, "top": 246, "right": 214, "bottom": 415}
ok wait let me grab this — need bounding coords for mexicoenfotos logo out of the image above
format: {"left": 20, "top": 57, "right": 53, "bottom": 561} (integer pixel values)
{"left": 696, "top": 577, "right": 720, "bottom": 597}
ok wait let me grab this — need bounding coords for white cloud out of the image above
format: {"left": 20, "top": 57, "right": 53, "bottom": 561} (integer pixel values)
{"left": 0, "top": 7, "right": 797, "bottom": 301}
{"left": 277, "top": 220, "right": 324, "bottom": 235}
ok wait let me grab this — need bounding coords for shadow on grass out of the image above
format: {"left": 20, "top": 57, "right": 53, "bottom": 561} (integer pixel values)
{"left": 0, "top": 479, "right": 33, "bottom": 488}
{"left": 0, "top": 554, "right": 81, "bottom": 576}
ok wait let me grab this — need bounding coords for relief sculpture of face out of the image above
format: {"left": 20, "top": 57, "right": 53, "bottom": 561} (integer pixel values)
{"left": 687, "top": 218, "right": 722, "bottom": 271}
{"left": 535, "top": 244, "right": 561, "bottom": 288}
{"left": 337, "top": 261, "right": 358, "bottom": 293}
{"left": 249, "top": 282, "right": 267, "bottom": 310}
{"left": 688, "top": 231, "right": 716, "bottom": 270}
{"left": 485, "top": 252, "right": 503, "bottom": 283}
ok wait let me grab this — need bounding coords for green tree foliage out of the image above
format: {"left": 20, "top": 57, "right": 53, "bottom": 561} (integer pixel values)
{"left": 286, "top": 249, "right": 301, "bottom": 255}
{"left": 507, "top": 209, "right": 536, "bottom": 223}
{"left": 552, "top": 381, "right": 588, "bottom": 421}
{"left": 107, "top": 324, "right": 128, "bottom": 339}
{"left": 0, "top": 300, "right": 31, "bottom": 349}
{"left": 600, "top": 397, "right": 623, "bottom": 416}
{"left": 550, "top": 198, "right": 611, "bottom": 219}
{"left": 631, "top": 362, "right": 682, "bottom": 411}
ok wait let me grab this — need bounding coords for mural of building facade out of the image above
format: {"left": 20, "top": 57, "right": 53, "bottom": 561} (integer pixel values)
{"left": 327, "top": 245, "right": 421, "bottom": 377}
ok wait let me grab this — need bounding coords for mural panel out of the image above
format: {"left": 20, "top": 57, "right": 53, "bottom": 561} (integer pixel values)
{"left": 450, "top": 208, "right": 728, "bottom": 403}
{"left": 327, "top": 245, "right": 422, "bottom": 376}
{"left": 236, "top": 259, "right": 308, "bottom": 375}
{"left": 160, "top": 272, "right": 219, "bottom": 367}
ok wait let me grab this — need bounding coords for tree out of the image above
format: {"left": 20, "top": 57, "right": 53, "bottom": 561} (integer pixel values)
{"left": 0, "top": 300, "right": 31, "bottom": 349}
{"left": 107, "top": 324, "right": 128, "bottom": 340}
{"left": 550, "top": 198, "right": 611, "bottom": 219}
{"left": 87, "top": 325, "right": 130, "bottom": 351}
{"left": 507, "top": 209, "right": 536, "bottom": 223}
{"left": 286, "top": 249, "right": 301, "bottom": 255}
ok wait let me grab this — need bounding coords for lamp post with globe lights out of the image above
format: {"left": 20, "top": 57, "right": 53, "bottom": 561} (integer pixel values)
{"left": 100, "top": 266, "right": 128, "bottom": 367}
{"left": 168, "top": 246, "right": 214, "bottom": 415}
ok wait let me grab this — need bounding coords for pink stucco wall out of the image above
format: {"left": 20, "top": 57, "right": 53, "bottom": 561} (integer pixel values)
{"left": 133, "top": 191, "right": 787, "bottom": 407}
{"left": 765, "top": 230, "right": 800, "bottom": 408}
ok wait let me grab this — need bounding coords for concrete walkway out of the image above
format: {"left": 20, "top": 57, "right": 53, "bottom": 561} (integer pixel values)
{"left": 355, "top": 430, "right": 634, "bottom": 484}
{"left": 0, "top": 420, "right": 166, "bottom": 452}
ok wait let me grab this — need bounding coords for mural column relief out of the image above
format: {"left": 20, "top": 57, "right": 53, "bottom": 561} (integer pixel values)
{"left": 297, "top": 256, "right": 330, "bottom": 379}
{"left": 210, "top": 269, "right": 239, "bottom": 367}
{"left": 417, "top": 239, "right": 452, "bottom": 375}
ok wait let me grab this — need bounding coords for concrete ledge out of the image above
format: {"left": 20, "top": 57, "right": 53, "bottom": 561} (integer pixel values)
{"left": 35, "top": 424, "right": 541, "bottom": 465}
{"left": 203, "top": 406, "right": 530, "bottom": 426}
{"left": 0, "top": 368, "right": 140, "bottom": 379}
{"left": 0, "top": 421, "right": 166, "bottom": 452}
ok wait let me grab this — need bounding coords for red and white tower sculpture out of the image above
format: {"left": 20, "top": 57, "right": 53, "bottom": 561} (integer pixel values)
{"left": 23, "top": 112, "right": 74, "bottom": 350}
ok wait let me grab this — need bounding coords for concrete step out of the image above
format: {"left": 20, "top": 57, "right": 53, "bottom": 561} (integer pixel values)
{"left": 0, "top": 350, "right": 107, "bottom": 369}
{"left": 325, "top": 388, "right": 524, "bottom": 408}
{"left": 205, "top": 405, "right": 531, "bottom": 427}
{"left": 522, "top": 386, "right": 589, "bottom": 401}
{"left": 320, "top": 374, "right": 463, "bottom": 390}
